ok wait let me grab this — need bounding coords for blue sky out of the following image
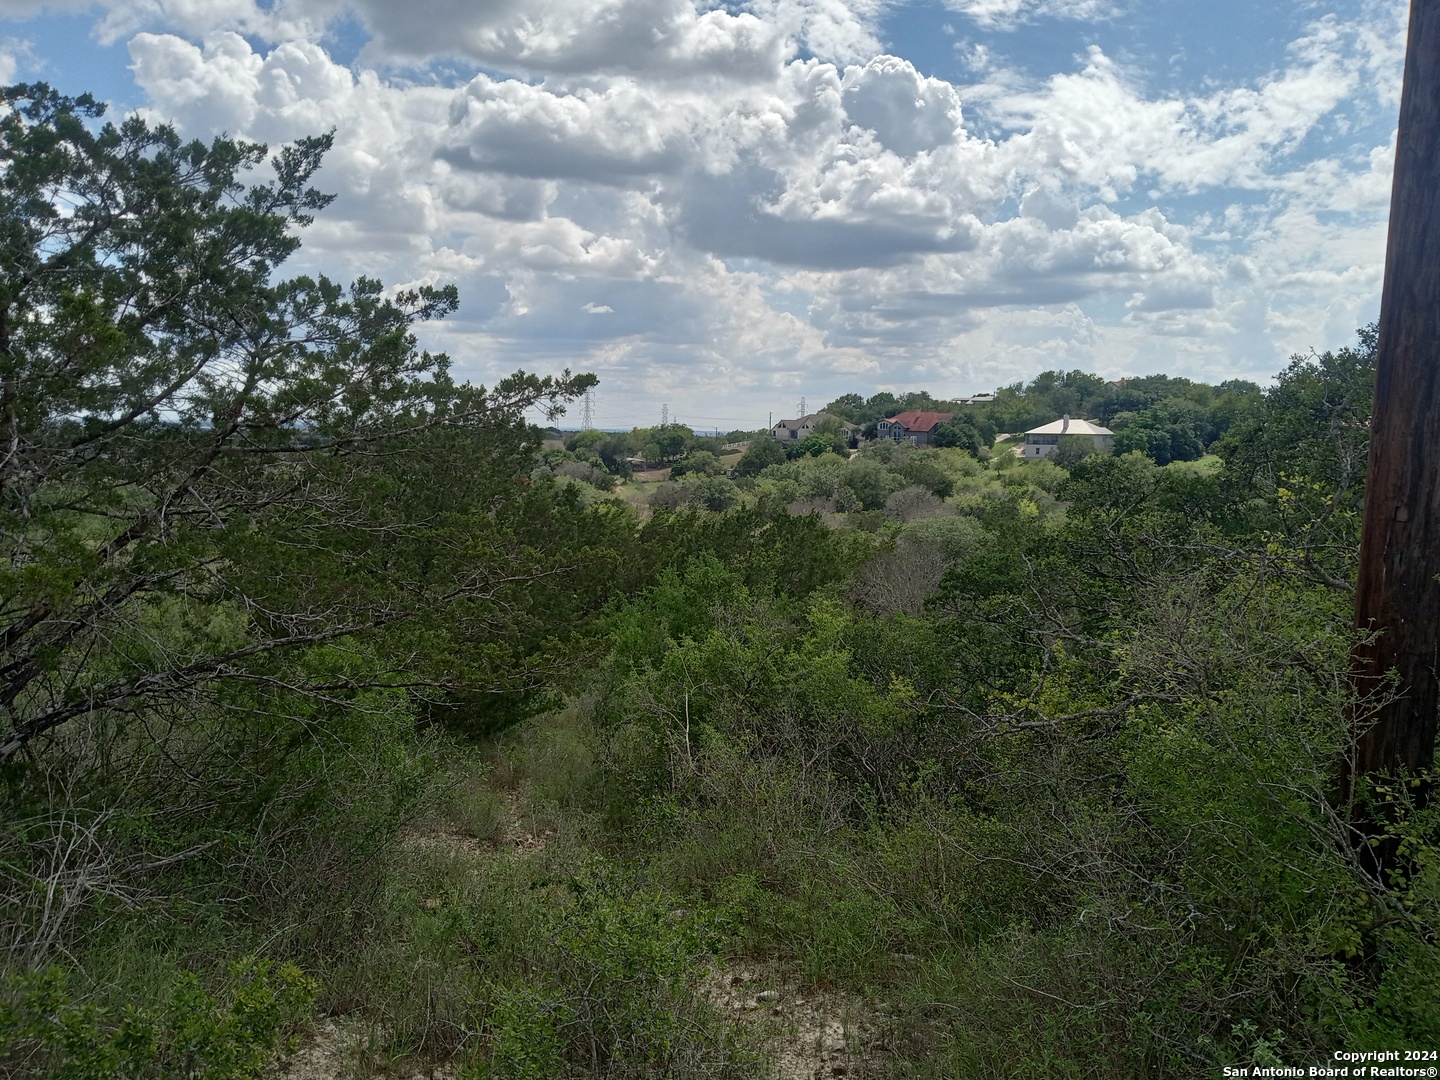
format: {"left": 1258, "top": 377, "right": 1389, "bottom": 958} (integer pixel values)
{"left": 0, "top": 0, "right": 1407, "bottom": 430}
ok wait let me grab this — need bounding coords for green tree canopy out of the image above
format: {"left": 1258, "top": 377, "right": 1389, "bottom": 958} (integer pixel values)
{"left": 735, "top": 436, "right": 786, "bottom": 477}
{"left": 0, "top": 84, "right": 593, "bottom": 760}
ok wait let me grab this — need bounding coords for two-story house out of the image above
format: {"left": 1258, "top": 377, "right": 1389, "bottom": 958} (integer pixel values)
{"left": 771, "top": 412, "right": 860, "bottom": 446}
{"left": 876, "top": 411, "right": 953, "bottom": 446}
{"left": 1021, "top": 416, "right": 1114, "bottom": 459}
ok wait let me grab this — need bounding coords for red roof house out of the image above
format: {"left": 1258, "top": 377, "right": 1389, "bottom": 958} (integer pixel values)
{"left": 877, "top": 411, "right": 953, "bottom": 446}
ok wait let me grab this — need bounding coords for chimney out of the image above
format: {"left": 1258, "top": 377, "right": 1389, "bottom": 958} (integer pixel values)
{"left": 1062, "top": 413, "right": 1070, "bottom": 434}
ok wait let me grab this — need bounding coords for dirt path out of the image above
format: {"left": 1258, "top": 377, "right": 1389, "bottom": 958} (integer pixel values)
{"left": 276, "top": 795, "right": 880, "bottom": 1079}
{"left": 701, "top": 960, "right": 881, "bottom": 1079}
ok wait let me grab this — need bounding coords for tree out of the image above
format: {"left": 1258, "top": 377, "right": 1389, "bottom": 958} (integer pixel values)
{"left": 1215, "top": 329, "right": 1375, "bottom": 592}
{"left": 822, "top": 393, "right": 864, "bottom": 422}
{"left": 0, "top": 85, "right": 593, "bottom": 761}
{"left": 932, "top": 418, "right": 982, "bottom": 453}
{"left": 1052, "top": 433, "right": 1105, "bottom": 469}
{"left": 670, "top": 450, "right": 723, "bottom": 477}
{"left": 590, "top": 431, "right": 637, "bottom": 476}
{"left": 896, "top": 456, "right": 955, "bottom": 499}
{"left": 1113, "top": 418, "right": 1202, "bottom": 465}
{"left": 785, "top": 432, "right": 845, "bottom": 459}
{"left": 682, "top": 474, "right": 741, "bottom": 511}
{"left": 565, "top": 428, "right": 606, "bottom": 454}
{"left": 735, "top": 436, "right": 785, "bottom": 477}
{"left": 842, "top": 457, "right": 904, "bottom": 511}
{"left": 884, "top": 485, "right": 945, "bottom": 523}
{"left": 647, "top": 423, "right": 692, "bottom": 462}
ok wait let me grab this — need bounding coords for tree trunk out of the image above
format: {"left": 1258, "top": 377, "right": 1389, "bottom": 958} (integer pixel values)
{"left": 1347, "top": 0, "right": 1440, "bottom": 810}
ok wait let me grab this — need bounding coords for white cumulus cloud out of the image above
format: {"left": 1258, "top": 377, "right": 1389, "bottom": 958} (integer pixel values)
{"left": 3, "top": 0, "right": 1403, "bottom": 414}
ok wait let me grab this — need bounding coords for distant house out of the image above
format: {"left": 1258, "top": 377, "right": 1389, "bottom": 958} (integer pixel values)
{"left": 1021, "top": 416, "right": 1114, "bottom": 460}
{"left": 958, "top": 393, "right": 995, "bottom": 405}
{"left": 771, "top": 411, "right": 860, "bottom": 446}
{"left": 877, "top": 411, "right": 953, "bottom": 446}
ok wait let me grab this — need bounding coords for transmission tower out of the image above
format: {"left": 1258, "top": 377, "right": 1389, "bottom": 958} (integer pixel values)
{"left": 797, "top": 397, "right": 807, "bottom": 417}
{"left": 661, "top": 403, "right": 669, "bottom": 427}
{"left": 580, "top": 389, "right": 594, "bottom": 430}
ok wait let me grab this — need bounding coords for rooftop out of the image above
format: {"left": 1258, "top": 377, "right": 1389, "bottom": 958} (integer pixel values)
{"left": 883, "top": 410, "right": 953, "bottom": 432}
{"left": 773, "top": 412, "right": 859, "bottom": 431}
{"left": 1024, "top": 417, "right": 1114, "bottom": 437}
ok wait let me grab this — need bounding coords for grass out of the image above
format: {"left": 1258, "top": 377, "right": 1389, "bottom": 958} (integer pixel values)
{"left": 446, "top": 775, "right": 508, "bottom": 843}
{"left": 289, "top": 708, "right": 763, "bottom": 1078}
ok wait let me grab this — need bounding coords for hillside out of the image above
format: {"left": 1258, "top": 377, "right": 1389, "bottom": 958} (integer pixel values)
{"left": 2, "top": 86, "right": 1435, "bottom": 1080}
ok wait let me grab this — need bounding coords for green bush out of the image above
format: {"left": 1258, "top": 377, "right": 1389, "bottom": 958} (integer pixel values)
{"left": 0, "top": 961, "right": 316, "bottom": 1080}
{"left": 457, "top": 859, "right": 751, "bottom": 1079}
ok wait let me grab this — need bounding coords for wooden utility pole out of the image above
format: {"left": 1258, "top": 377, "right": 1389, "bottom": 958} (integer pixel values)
{"left": 1347, "top": 0, "right": 1440, "bottom": 805}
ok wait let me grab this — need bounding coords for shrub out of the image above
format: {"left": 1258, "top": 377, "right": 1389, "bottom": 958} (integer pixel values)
{"left": 734, "top": 438, "right": 785, "bottom": 477}
{"left": 0, "top": 961, "right": 316, "bottom": 1080}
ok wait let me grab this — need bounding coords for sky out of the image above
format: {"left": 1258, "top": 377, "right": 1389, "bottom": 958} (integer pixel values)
{"left": 0, "top": 0, "right": 1410, "bottom": 432}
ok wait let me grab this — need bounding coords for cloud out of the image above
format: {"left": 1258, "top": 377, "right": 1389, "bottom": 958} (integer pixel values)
{"left": 129, "top": 31, "right": 364, "bottom": 135}
{"left": 336, "top": 0, "right": 897, "bottom": 75}
{"left": 0, "top": 0, "right": 92, "bottom": 15}
{"left": 91, "top": 0, "right": 333, "bottom": 46}
{"left": 747, "top": 0, "right": 891, "bottom": 64}
{"left": 842, "top": 54, "right": 963, "bottom": 156}
{"left": 982, "top": 35, "right": 1364, "bottom": 200}
{"left": 78, "top": 0, "right": 1403, "bottom": 413}
{"left": 0, "top": 38, "right": 21, "bottom": 81}
{"left": 437, "top": 75, "right": 698, "bottom": 182}
{"left": 7, "top": 0, "right": 897, "bottom": 75}
{"left": 943, "top": 0, "right": 1119, "bottom": 31}
{"left": 801, "top": 202, "right": 1209, "bottom": 346}
{"left": 348, "top": 0, "right": 788, "bottom": 79}
{"left": 676, "top": 162, "right": 983, "bottom": 270}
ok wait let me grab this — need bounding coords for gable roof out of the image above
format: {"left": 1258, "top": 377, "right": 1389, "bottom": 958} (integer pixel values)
{"left": 883, "top": 410, "right": 953, "bottom": 432}
{"left": 773, "top": 411, "right": 859, "bottom": 432}
{"left": 1024, "top": 417, "right": 1113, "bottom": 437}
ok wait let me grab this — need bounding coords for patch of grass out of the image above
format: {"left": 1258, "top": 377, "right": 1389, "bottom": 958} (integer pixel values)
{"left": 448, "top": 777, "right": 508, "bottom": 843}
{"left": 503, "top": 706, "right": 598, "bottom": 812}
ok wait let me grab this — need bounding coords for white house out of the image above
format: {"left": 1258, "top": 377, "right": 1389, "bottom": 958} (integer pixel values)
{"left": 1021, "top": 416, "right": 1114, "bottom": 460}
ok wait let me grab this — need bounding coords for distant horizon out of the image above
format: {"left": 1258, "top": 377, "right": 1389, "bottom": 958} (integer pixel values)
{"left": 540, "top": 360, "right": 1281, "bottom": 432}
